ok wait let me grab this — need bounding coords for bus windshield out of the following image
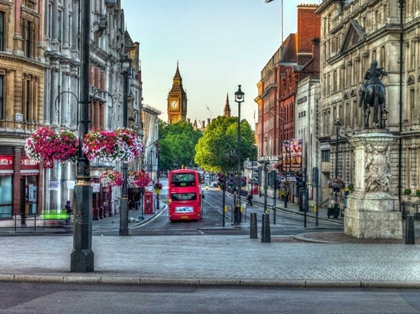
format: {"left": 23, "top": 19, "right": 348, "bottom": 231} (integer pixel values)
{"left": 170, "top": 173, "right": 196, "bottom": 187}
{"left": 172, "top": 193, "right": 197, "bottom": 201}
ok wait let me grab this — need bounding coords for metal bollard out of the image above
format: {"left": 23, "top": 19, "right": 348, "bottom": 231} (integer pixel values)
{"left": 405, "top": 215, "right": 415, "bottom": 244}
{"left": 250, "top": 213, "right": 258, "bottom": 239}
{"left": 261, "top": 213, "right": 271, "bottom": 243}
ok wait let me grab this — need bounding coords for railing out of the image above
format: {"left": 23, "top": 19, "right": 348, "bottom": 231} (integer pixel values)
{"left": 0, "top": 213, "right": 73, "bottom": 233}
{"left": 401, "top": 201, "right": 420, "bottom": 220}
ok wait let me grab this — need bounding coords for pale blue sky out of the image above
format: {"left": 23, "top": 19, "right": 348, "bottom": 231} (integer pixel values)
{"left": 123, "top": 0, "right": 320, "bottom": 128}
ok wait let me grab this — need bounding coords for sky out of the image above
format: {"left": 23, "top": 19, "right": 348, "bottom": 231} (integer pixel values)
{"left": 122, "top": 0, "right": 321, "bottom": 128}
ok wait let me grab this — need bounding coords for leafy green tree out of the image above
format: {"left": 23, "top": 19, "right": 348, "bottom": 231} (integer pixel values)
{"left": 195, "top": 116, "right": 256, "bottom": 173}
{"left": 157, "top": 120, "right": 203, "bottom": 171}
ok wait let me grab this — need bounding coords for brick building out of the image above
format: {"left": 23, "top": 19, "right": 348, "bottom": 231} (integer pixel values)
{"left": 255, "top": 4, "right": 320, "bottom": 199}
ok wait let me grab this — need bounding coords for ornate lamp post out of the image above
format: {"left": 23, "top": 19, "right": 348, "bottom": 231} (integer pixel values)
{"left": 234, "top": 85, "right": 244, "bottom": 226}
{"left": 71, "top": 0, "right": 93, "bottom": 272}
{"left": 119, "top": 54, "right": 132, "bottom": 236}
{"left": 334, "top": 118, "right": 341, "bottom": 219}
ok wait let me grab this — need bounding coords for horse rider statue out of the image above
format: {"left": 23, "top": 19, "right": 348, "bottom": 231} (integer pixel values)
{"left": 358, "top": 60, "right": 388, "bottom": 129}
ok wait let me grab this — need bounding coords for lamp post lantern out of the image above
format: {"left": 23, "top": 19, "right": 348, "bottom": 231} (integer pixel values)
{"left": 234, "top": 85, "right": 244, "bottom": 226}
{"left": 334, "top": 118, "right": 341, "bottom": 219}
{"left": 71, "top": 0, "right": 94, "bottom": 272}
{"left": 119, "top": 54, "right": 132, "bottom": 236}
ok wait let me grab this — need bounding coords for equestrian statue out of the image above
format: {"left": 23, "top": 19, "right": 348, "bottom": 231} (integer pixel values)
{"left": 358, "top": 60, "right": 388, "bottom": 129}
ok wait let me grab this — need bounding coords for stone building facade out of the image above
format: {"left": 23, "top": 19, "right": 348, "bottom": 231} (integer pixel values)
{"left": 295, "top": 74, "right": 321, "bottom": 206}
{"left": 0, "top": 0, "right": 144, "bottom": 225}
{"left": 0, "top": 0, "right": 46, "bottom": 223}
{"left": 42, "top": 0, "right": 143, "bottom": 219}
{"left": 315, "top": 0, "right": 420, "bottom": 210}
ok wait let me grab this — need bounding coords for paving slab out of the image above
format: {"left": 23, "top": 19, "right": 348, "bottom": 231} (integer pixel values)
{"left": 1, "top": 235, "right": 420, "bottom": 288}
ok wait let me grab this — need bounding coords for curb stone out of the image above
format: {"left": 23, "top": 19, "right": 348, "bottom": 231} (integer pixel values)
{"left": 2, "top": 275, "right": 420, "bottom": 289}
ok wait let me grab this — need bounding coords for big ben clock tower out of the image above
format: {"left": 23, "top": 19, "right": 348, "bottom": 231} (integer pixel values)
{"left": 167, "top": 61, "right": 187, "bottom": 124}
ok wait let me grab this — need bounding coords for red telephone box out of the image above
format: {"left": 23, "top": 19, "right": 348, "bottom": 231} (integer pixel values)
{"left": 143, "top": 191, "right": 154, "bottom": 214}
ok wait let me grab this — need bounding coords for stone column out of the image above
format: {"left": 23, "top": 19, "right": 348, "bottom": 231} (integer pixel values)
{"left": 51, "top": 63, "right": 59, "bottom": 125}
{"left": 345, "top": 129, "right": 402, "bottom": 239}
{"left": 51, "top": 0, "right": 59, "bottom": 46}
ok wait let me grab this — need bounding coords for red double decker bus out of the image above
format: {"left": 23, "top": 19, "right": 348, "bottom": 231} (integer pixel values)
{"left": 168, "top": 169, "right": 203, "bottom": 221}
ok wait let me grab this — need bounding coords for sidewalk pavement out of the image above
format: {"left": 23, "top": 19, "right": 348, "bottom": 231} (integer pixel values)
{"left": 1, "top": 193, "right": 420, "bottom": 288}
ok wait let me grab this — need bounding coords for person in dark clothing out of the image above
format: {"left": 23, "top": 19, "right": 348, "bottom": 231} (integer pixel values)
{"left": 247, "top": 193, "right": 253, "bottom": 206}
{"left": 65, "top": 200, "right": 72, "bottom": 226}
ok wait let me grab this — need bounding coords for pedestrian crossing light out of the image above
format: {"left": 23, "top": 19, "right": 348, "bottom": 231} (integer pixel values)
{"left": 241, "top": 176, "right": 247, "bottom": 187}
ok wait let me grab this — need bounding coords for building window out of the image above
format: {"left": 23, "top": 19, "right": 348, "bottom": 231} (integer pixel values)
{"left": 47, "top": 4, "right": 52, "bottom": 38}
{"left": 25, "top": 20, "right": 31, "bottom": 58}
{"left": 25, "top": 80, "right": 32, "bottom": 122}
{"left": 410, "top": 42, "right": 415, "bottom": 70}
{"left": 410, "top": 88, "right": 415, "bottom": 121}
{"left": 321, "top": 150, "right": 330, "bottom": 162}
{"left": 0, "top": 75, "right": 3, "bottom": 119}
{"left": 0, "top": 12, "right": 4, "bottom": 51}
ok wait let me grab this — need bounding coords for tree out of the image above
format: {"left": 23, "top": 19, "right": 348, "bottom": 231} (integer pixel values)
{"left": 195, "top": 116, "right": 257, "bottom": 173}
{"left": 158, "top": 120, "right": 203, "bottom": 171}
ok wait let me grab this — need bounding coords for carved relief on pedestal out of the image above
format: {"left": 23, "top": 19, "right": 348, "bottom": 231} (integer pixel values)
{"left": 364, "top": 143, "right": 391, "bottom": 192}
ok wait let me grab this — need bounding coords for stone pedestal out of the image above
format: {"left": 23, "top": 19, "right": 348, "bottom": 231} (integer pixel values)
{"left": 344, "top": 130, "right": 402, "bottom": 239}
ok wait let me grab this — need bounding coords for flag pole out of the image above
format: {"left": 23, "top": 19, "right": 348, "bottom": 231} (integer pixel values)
{"left": 281, "top": 0, "right": 283, "bottom": 44}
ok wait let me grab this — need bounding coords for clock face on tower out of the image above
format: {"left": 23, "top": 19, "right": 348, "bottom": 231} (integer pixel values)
{"left": 171, "top": 100, "right": 178, "bottom": 109}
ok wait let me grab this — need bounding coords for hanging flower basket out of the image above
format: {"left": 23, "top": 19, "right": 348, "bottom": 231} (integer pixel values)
{"left": 82, "top": 128, "right": 142, "bottom": 163}
{"left": 327, "top": 178, "right": 345, "bottom": 189}
{"left": 100, "top": 170, "right": 123, "bottom": 187}
{"left": 127, "top": 170, "right": 151, "bottom": 188}
{"left": 154, "top": 182, "right": 163, "bottom": 190}
{"left": 24, "top": 126, "right": 78, "bottom": 164}
{"left": 416, "top": 189, "right": 420, "bottom": 197}
{"left": 404, "top": 188, "right": 412, "bottom": 195}
{"left": 55, "top": 129, "right": 79, "bottom": 163}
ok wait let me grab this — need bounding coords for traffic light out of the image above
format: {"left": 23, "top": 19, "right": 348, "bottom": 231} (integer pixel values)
{"left": 295, "top": 170, "right": 306, "bottom": 188}
{"left": 241, "top": 176, "right": 247, "bottom": 187}
{"left": 217, "top": 173, "right": 225, "bottom": 190}
{"left": 228, "top": 172, "right": 235, "bottom": 188}
{"left": 275, "top": 175, "right": 281, "bottom": 189}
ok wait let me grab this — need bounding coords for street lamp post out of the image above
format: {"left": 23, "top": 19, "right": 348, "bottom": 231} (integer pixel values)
{"left": 155, "top": 141, "right": 160, "bottom": 209}
{"left": 119, "top": 54, "right": 132, "bottom": 236}
{"left": 334, "top": 118, "right": 341, "bottom": 219}
{"left": 71, "top": 0, "right": 94, "bottom": 272}
{"left": 234, "top": 85, "right": 244, "bottom": 226}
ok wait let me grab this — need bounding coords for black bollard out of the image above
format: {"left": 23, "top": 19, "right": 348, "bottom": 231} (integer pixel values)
{"left": 405, "top": 215, "right": 415, "bottom": 244}
{"left": 250, "top": 213, "right": 258, "bottom": 239}
{"left": 261, "top": 213, "right": 271, "bottom": 243}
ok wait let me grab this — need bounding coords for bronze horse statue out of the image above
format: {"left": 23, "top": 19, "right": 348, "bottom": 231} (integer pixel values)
{"left": 359, "top": 60, "right": 388, "bottom": 129}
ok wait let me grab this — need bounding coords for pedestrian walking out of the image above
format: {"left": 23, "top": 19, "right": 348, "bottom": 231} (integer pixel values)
{"left": 247, "top": 193, "right": 253, "bottom": 206}
{"left": 259, "top": 186, "right": 262, "bottom": 197}
{"left": 64, "top": 200, "right": 72, "bottom": 226}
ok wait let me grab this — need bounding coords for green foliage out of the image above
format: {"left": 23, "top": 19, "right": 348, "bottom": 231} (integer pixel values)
{"left": 158, "top": 120, "right": 203, "bottom": 171}
{"left": 195, "top": 116, "right": 257, "bottom": 172}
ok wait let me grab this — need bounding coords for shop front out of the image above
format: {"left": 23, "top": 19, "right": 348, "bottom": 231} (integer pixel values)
{"left": 0, "top": 153, "right": 41, "bottom": 225}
